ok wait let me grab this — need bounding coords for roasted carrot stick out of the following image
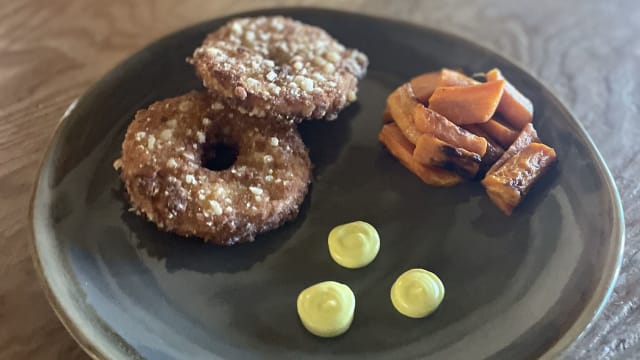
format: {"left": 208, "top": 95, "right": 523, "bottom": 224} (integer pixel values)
{"left": 413, "top": 134, "right": 481, "bottom": 179}
{"left": 482, "top": 142, "right": 557, "bottom": 215}
{"left": 464, "top": 124, "right": 505, "bottom": 177}
{"left": 378, "top": 123, "right": 463, "bottom": 186}
{"left": 487, "top": 123, "right": 539, "bottom": 174}
{"left": 428, "top": 80, "right": 505, "bottom": 125}
{"left": 383, "top": 106, "right": 393, "bottom": 123}
{"left": 410, "top": 71, "right": 441, "bottom": 103}
{"left": 486, "top": 68, "right": 533, "bottom": 129}
{"left": 410, "top": 69, "right": 478, "bottom": 104}
{"left": 438, "top": 68, "right": 479, "bottom": 87}
{"left": 414, "top": 105, "right": 487, "bottom": 156}
{"left": 386, "top": 83, "right": 422, "bottom": 144}
{"left": 476, "top": 117, "right": 519, "bottom": 148}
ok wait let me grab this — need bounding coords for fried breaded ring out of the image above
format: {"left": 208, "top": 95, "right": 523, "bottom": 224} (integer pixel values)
{"left": 189, "top": 16, "right": 368, "bottom": 122}
{"left": 114, "top": 91, "right": 312, "bottom": 245}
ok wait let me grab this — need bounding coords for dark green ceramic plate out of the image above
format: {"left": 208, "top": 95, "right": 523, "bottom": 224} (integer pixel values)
{"left": 30, "top": 8, "right": 624, "bottom": 360}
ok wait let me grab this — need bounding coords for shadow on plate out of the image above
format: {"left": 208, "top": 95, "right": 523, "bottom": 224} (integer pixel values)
{"left": 298, "top": 102, "right": 357, "bottom": 176}
{"left": 116, "top": 185, "right": 312, "bottom": 274}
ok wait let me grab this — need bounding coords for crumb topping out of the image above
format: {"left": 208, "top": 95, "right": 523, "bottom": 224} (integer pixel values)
{"left": 117, "top": 91, "right": 311, "bottom": 245}
{"left": 189, "top": 16, "right": 369, "bottom": 122}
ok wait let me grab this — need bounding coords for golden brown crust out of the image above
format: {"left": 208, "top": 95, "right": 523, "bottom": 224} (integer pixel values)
{"left": 115, "top": 91, "right": 312, "bottom": 245}
{"left": 189, "top": 16, "right": 368, "bottom": 122}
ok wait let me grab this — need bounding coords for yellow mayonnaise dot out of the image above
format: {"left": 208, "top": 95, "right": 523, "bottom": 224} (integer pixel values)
{"left": 297, "top": 281, "right": 355, "bottom": 337}
{"left": 391, "top": 269, "right": 444, "bottom": 318}
{"left": 328, "top": 221, "right": 380, "bottom": 269}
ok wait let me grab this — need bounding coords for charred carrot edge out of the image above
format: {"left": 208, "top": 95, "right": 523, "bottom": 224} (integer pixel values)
{"left": 413, "top": 133, "right": 481, "bottom": 179}
{"left": 414, "top": 105, "right": 488, "bottom": 157}
{"left": 482, "top": 142, "right": 557, "bottom": 215}
{"left": 486, "top": 68, "right": 534, "bottom": 129}
{"left": 386, "top": 83, "right": 422, "bottom": 144}
{"left": 476, "top": 117, "right": 519, "bottom": 148}
{"left": 378, "top": 123, "right": 463, "bottom": 186}
{"left": 486, "top": 123, "right": 539, "bottom": 175}
{"left": 428, "top": 80, "right": 505, "bottom": 125}
{"left": 464, "top": 124, "right": 506, "bottom": 178}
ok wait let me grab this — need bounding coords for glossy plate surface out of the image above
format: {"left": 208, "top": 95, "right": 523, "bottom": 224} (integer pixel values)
{"left": 30, "top": 8, "right": 624, "bottom": 360}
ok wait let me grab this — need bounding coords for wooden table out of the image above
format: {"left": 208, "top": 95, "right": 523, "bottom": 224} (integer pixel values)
{"left": 1, "top": 0, "right": 638, "bottom": 358}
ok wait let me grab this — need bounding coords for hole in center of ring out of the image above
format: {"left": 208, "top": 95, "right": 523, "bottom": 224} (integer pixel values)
{"left": 202, "top": 142, "right": 238, "bottom": 171}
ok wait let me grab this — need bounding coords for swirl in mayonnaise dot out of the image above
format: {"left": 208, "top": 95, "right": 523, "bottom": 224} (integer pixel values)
{"left": 391, "top": 268, "right": 444, "bottom": 318}
{"left": 328, "top": 221, "right": 380, "bottom": 269}
{"left": 297, "top": 281, "right": 355, "bottom": 337}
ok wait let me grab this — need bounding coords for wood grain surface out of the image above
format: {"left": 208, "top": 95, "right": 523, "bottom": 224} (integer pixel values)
{"left": 0, "top": 0, "right": 638, "bottom": 358}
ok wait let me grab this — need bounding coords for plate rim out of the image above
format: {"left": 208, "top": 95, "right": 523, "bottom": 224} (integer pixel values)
{"left": 28, "top": 6, "right": 625, "bottom": 360}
